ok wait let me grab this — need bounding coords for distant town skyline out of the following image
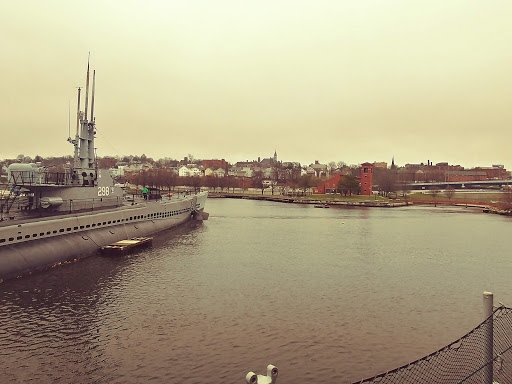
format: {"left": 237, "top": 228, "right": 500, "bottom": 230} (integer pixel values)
{"left": 1, "top": 149, "right": 505, "bottom": 171}
{"left": 2, "top": 1, "right": 511, "bottom": 169}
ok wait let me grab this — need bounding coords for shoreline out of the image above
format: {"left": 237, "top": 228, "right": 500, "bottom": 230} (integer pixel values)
{"left": 210, "top": 193, "right": 408, "bottom": 207}
{"left": 209, "top": 192, "right": 512, "bottom": 214}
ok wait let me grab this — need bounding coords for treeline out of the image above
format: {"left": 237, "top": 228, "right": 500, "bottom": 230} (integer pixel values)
{"left": 124, "top": 169, "right": 409, "bottom": 197}
{"left": 124, "top": 168, "right": 326, "bottom": 195}
{"left": 0, "top": 154, "right": 186, "bottom": 170}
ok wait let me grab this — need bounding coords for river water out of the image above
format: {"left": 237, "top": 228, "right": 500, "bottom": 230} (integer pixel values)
{"left": 1, "top": 198, "right": 511, "bottom": 383}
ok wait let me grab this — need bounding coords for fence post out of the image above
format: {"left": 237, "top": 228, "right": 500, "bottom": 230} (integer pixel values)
{"left": 483, "top": 291, "right": 493, "bottom": 384}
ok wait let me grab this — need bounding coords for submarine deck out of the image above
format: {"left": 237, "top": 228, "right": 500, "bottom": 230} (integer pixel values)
{"left": 0, "top": 195, "right": 193, "bottom": 228}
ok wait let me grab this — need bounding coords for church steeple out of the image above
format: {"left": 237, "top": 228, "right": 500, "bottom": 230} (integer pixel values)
{"left": 273, "top": 150, "right": 277, "bottom": 163}
{"left": 391, "top": 156, "right": 395, "bottom": 169}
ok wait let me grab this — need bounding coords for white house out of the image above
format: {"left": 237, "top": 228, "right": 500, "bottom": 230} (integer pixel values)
{"left": 206, "top": 168, "right": 226, "bottom": 177}
{"left": 190, "top": 167, "right": 202, "bottom": 177}
{"left": 204, "top": 168, "right": 214, "bottom": 177}
{"left": 179, "top": 166, "right": 191, "bottom": 177}
{"left": 109, "top": 167, "right": 124, "bottom": 178}
{"left": 213, "top": 168, "right": 225, "bottom": 177}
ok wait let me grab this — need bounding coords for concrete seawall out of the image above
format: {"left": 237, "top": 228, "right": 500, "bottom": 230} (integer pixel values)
{"left": 209, "top": 193, "right": 409, "bottom": 207}
{"left": 209, "top": 193, "right": 511, "bottom": 212}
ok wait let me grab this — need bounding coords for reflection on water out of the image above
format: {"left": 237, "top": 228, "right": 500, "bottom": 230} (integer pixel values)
{"left": 1, "top": 200, "right": 512, "bottom": 383}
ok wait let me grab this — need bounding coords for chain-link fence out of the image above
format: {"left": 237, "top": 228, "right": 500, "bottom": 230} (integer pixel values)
{"left": 353, "top": 306, "right": 512, "bottom": 384}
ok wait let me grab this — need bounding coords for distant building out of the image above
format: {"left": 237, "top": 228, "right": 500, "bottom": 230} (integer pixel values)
{"left": 312, "top": 163, "right": 373, "bottom": 195}
{"left": 179, "top": 166, "right": 190, "bottom": 177}
{"left": 446, "top": 170, "right": 488, "bottom": 182}
{"left": 260, "top": 150, "right": 278, "bottom": 167}
{"left": 373, "top": 162, "right": 387, "bottom": 169}
{"left": 190, "top": 167, "right": 202, "bottom": 177}
{"left": 202, "top": 159, "right": 227, "bottom": 169}
{"left": 213, "top": 168, "right": 226, "bottom": 177}
{"left": 305, "top": 167, "right": 316, "bottom": 176}
{"left": 312, "top": 173, "right": 344, "bottom": 194}
{"left": 109, "top": 167, "right": 124, "bottom": 178}
{"left": 414, "top": 170, "right": 425, "bottom": 182}
{"left": 360, "top": 163, "right": 373, "bottom": 195}
{"left": 401, "top": 162, "right": 507, "bottom": 182}
{"left": 235, "top": 160, "right": 258, "bottom": 168}
{"left": 205, "top": 167, "right": 225, "bottom": 177}
{"left": 309, "top": 161, "right": 328, "bottom": 177}
{"left": 228, "top": 167, "right": 253, "bottom": 178}
{"left": 479, "top": 166, "right": 508, "bottom": 180}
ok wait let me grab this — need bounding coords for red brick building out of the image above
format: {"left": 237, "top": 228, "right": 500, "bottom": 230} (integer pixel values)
{"left": 312, "top": 173, "right": 344, "bottom": 194}
{"left": 202, "top": 159, "right": 227, "bottom": 169}
{"left": 481, "top": 167, "right": 508, "bottom": 180}
{"left": 312, "top": 163, "right": 374, "bottom": 195}
{"left": 445, "top": 170, "right": 487, "bottom": 182}
{"left": 360, "top": 163, "right": 373, "bottom": 195}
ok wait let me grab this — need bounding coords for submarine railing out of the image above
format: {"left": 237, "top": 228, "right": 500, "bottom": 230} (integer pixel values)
{"left": 8, "top": 170, "right": 70, "bottom": 186}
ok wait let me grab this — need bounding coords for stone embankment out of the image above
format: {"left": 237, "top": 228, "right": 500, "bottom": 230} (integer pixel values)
{"left": 407, "top": 199, "right": 511, "bottom": 213}
{"left": 209, "top": 193, "right": 408, "bottom": 207}
{"left": 482, "top": 207, "right": 512, "bottom": 216}
{"left": 209, "top": 193, "right": 511, "bottom": 212}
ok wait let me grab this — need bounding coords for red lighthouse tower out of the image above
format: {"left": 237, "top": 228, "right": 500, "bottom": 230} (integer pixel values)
{"left": 360, "top": 163, "right": 373, "bottom": 195}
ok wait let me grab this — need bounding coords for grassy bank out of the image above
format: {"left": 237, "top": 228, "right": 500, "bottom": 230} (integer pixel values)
{"left": 209, "top": 190, "right": 506, "bottom": 207}
{"left": 404, "top": 192, "right": 503, "bottom": 206}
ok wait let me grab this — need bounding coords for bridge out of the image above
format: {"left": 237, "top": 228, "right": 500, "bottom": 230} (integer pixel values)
{"left": 408, "top": 179, "right": 512, "bottom": 190}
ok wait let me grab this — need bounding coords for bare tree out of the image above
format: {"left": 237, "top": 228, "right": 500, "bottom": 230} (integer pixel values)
{"left": 374, "top": 168, "right": 398, "bottom": 197}
{"left": 226, "top": 175, "right": 237, "bottom": 193}
{"left": 204, "top": 176, "right": 215, "bottom": 192}
{"left": 429, "top": 186, "right": 441, "bottom": 206}
{"left": 298, "top": 175, "right": 313, "bottom": 195}
{"left": 400, "top": 181, "right": 412, "bottom": 200}
{"left": 336, "top": 161, "right": 346, "bottom": 172}
{"left": 191, "top": 176, "right": 202, "bottom": 193}
{"left": 241, "top": 176, "right": 250, "bottom": 193}
{"left": 287, "top": 180, "right": 299, "bottom": 196}
{"left": 328, "top": 161, "right": 337, "bottom": 176}
{"left": 445, "top": 186, "right": 456, "bottom": 201}
{"left": 252, "top": 170, "right": 265, "bottom": 195}
{"left": 270, "top": 164, "right": 280, "bottom": 195}
{"left": 337, "top": 174, "right": 360, "bottom": 196}
{"left": 500, "top": 187, "right": 512, "bottom": 211}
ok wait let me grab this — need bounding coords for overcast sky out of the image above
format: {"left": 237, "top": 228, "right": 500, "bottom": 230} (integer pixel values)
{"left": 1, "top": 1, "right": 511, "bottom": 168}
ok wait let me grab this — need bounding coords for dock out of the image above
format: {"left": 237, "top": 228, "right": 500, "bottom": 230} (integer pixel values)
{"left": 101, "top": 237, "right": 153, "bottom": 255}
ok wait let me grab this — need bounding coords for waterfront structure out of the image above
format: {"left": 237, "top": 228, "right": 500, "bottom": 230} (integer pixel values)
{"left": 360, "top": 162, "right": 374, "bottom": 195}
{"left": 312, "top": 173, "right": 344, "bottom": 194}
{"left": 312, "top": 163, "right": 374, "bottom": 195}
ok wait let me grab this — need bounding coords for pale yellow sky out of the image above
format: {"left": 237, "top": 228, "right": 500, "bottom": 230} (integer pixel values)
{"left": 1, "top": 0, "right": 511, "bottom": 168}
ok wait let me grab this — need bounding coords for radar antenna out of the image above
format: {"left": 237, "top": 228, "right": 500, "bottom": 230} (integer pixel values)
{"left": 68, "top": 99, "right": 71, "bottom": 140}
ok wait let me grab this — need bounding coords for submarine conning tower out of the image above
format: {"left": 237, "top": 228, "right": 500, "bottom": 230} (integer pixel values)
{"left": 2, "top": 57, "right": 123, "bottom": 216}
{"left": 69, "top": 55, "right": 97, "bottom": 186}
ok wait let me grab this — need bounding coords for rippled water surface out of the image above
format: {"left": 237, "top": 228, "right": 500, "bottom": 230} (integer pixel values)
{"left": 1, "top": 199, "right": 512, "bottom": 383}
